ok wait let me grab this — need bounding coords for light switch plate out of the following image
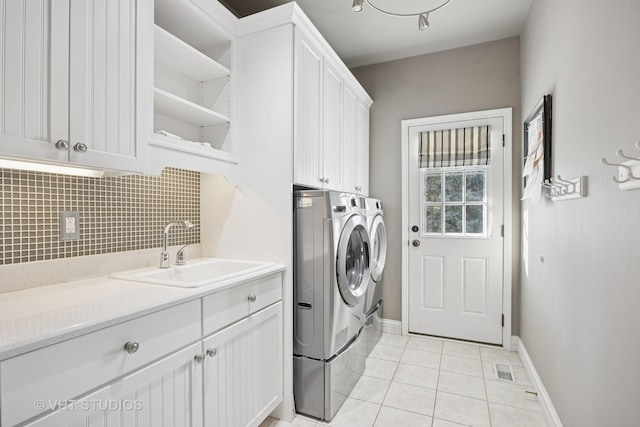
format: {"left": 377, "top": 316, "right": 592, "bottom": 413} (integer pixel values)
{"left": 60, "top": 211, "right": 80, "bottom": 241}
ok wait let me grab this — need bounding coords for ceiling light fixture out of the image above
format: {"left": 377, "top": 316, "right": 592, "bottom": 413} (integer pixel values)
{"left": 352, "top": 0, "right": 453, "bottom": 31}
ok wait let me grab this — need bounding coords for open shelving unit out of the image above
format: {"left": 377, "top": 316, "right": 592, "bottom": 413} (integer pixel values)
{"left": 149, "top": 0, "right": 237, "bottom": 174}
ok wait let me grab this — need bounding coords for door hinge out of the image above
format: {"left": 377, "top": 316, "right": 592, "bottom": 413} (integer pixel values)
{"left": 502, "top": 314, "right": 505, "bottom": 327}
{"left": 501, "top": 225, "right": 504, "bottom": 237}
{"left": 502, "top": 134, "right": 505, "bottom": 147}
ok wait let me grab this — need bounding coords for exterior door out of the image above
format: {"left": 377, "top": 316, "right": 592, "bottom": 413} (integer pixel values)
{"left": 408, "top": 116, "right": 505, "bottom": 344}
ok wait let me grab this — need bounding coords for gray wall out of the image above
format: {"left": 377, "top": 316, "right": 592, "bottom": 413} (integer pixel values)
{"left": 520, "top": 1, "right": 640, "bottom": 426}
{"left": 351, "top": 37, "right": 522, "bottom": 332}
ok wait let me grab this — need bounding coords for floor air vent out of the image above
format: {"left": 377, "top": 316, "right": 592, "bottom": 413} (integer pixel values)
{"left": 493, "top": 363, "right": 515, "bottom": 382}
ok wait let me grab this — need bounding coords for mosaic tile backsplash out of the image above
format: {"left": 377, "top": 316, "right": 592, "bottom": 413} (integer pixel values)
{"left": 0, "top": 167, "right": 200, "bottom": 265}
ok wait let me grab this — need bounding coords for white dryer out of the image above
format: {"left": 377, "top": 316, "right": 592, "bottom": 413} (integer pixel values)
{"left": 293, "top": 190, "right": 371, "bottom": 421}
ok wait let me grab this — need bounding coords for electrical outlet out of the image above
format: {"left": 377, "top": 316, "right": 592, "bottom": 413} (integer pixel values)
{"left": 60, "top": 211, "right": 80, "bottom": 241}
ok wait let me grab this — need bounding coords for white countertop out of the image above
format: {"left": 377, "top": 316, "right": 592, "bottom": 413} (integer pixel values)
{"left": 0, "top": 263, "right": 285, "bottom": 361}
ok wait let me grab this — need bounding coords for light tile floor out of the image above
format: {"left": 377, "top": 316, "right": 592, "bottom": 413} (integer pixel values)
{"left": 261, "top": 333, "right": 548, "bottom": 427}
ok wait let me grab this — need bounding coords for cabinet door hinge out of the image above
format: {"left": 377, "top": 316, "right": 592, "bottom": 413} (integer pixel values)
{"left": 501, "top": 225, "right": 504, "bottom": 237}
{"left": 502, "top": 314, "right": 505, "bottom": 327}
{"left": 502, "top": 134, "right": 505, "bottom": 147}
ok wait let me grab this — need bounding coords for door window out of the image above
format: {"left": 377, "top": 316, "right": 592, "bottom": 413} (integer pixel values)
{"left": 345, "top": 226, "right": 368, "bottom": 292}
{"left": 422, "top": 166, "right": 488, "bottom": 237}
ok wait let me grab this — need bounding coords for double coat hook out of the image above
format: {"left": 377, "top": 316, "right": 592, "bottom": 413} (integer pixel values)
{"left": 601, "top": 141, "right": 640, "bottom": 184}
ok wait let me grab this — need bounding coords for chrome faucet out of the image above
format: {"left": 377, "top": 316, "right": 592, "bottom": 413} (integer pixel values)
{"left": 160, "top": 220, "right": 196, "bottom": 269}
{"left": 176, "top": 244, "right": 190, "bottom": 266}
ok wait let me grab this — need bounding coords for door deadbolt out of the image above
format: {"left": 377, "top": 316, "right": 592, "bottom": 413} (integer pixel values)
{"left": 411, "top": 225, "right": 419, "bottom": 233}
{"left": 412, "top": 240, "right": 420, "bottom": 247}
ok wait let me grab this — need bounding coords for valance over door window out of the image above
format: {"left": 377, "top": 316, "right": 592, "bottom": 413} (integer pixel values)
{"left": 419, "top": 126, "right": 490, "bottom": 168}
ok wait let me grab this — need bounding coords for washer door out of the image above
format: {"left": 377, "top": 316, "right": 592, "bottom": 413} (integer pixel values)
{"left": 370, "top": 215, "right": 387, "bottom": 282}
{"left": 336, "top": 215, "right": 371, "bottom": 307}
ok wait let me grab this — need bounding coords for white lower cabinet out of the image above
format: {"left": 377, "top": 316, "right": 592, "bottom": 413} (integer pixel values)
{"left": 3, "top": 273, "right": 284, "bottom": 427}
{"left": 24, "top": 342, "right": 203, "bottom": 427}
{"left": 203, "top": 302, "right": 283, "bottom": 427}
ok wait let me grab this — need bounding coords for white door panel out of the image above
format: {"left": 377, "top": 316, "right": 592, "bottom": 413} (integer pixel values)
{"left": 408, "top": 117, "right": 504, "bottom": 344}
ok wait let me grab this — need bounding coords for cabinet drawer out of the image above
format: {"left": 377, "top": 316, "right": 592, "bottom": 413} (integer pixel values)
{"left": 0, "top": 300, "right": 201, "bottom": 427}
{"left": 203, "top": 273, "right": 282, "bottom": 335}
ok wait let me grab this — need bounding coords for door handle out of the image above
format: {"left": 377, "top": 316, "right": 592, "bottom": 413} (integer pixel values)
{"left": 412, "top": 240, "right": 421, "bottom": 247}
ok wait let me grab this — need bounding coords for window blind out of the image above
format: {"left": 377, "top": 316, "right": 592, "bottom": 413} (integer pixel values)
{"left": 419, "top": 126, "right": 490, "bottom": 168}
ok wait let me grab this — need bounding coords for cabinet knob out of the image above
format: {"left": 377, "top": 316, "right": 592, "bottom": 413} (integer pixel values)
{"left": 124, "top": 341, "right": 140, "bottom": 354}
{"left": 55, "top": 140, "right": 70, "bottom": 151}
{"left": 319, "top": 177, "right": 325, "bottom": 184}
{"left": 73, "top": 143, "right": 88, "bottom": 153}
{"left": 194, "top": 353, "right": 206, "bottom": 363}
{"left": 206, "top": 348, "right": 217, "bottom": 358}
{"left": 325, "top": 178, "right": 329, "bottom": 184}
{"left": 248, "top": 294, "right": 257, "bottom": 303}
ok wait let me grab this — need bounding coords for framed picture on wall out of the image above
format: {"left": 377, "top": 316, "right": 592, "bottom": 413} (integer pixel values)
{"left": 522, "top": 94, "right": 552, "bottom": 200}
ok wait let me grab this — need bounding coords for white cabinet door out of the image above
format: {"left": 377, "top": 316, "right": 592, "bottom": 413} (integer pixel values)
{"left": 0, "top": 0, "right": 150, "bottom": 173}
{"left": 356, "top": 101, "right": 370, "bottom": 196}
{"left": 342, "top": 85, "right": 358, "bottom": 194}
{"left": 0, "top": 0, "right": 68, "bottom": 162}
{"left": 203, "top": 302, "right": 283, "bottom": 427}
{"left": 294, "top": 30, "right": 322, "bottom": 188}
{"left": 25, "top": 342, "right": 204, "bottom": 427}
{"left": 67, "top": 0, "right": 150, "bottom": 173}
{"left": 321, "top": 60, "right": 343, "bottom": 191}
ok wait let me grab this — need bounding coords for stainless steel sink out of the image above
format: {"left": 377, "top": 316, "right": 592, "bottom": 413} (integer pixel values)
{"left": 110, "top": 258, "right": 274, "bottom": 288}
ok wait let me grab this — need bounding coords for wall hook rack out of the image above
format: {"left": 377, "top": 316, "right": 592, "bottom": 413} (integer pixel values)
{"left": 542, "top": 175, "right": 587, "bottom": 201}
{"left": 601, "top": 141, "right": 640, "bottom": 190}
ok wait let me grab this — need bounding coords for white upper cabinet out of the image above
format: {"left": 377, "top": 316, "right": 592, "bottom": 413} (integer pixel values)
{"left": 322, "top": 60, "right": 344, "bottom": 191}
{"left": 292, "top": 26, "right": 371, "bottom": 194}
{"left": 356, "top": 100, "right": 370, "bottom": 195}
{"left": 294, "top": 31, "right": 323, "bottom": 189}
{"left": 342, "top": 86, "right": 358, "bottom": 193}
{"left": 0, "top": 0, "right": 151, "bottom": 173}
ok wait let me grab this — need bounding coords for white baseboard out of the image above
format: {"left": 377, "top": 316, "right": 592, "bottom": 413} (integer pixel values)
{"left": 513, "top": 337, "right": 564, "bottom": 427}
{"left": 374, "top": 317, "right": 402, "bottom": 335}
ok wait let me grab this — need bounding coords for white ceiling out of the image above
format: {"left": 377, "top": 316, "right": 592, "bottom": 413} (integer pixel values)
{"left": 221, "top": 0, "right": 533, "bottom": 68}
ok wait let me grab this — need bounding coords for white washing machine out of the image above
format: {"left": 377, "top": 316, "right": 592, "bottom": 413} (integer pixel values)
{"left": 293, "top": 190, "right": 371, "bottom": 421}
{"left": 361, "top": 197, "right": 387, "bottom": 357}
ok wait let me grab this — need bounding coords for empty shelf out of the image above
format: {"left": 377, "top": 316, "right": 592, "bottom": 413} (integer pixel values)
{"left": 154, "top": 88, "right": 229, "bottom": 127}
{"left": 155, "top": 25, "right": 230, "bottom": 82}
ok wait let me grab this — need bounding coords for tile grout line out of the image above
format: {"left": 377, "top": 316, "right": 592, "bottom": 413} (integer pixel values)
{"left": 371, "top": 337, "right": 408, "bottom": 427}
{"left": 480, "top": 349, "right": 495, "bottom": 427}
{"left": 430, "top": 339, "right": 444, "bottom": 427}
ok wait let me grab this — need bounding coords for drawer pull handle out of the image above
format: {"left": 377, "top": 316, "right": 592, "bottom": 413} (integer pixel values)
{"left": 248, "top": 294, "right": 257, "bottom": 303}
{"left": 206, "top": 348, "right": 217, "bottom": 358}
{"left": 124, "top": 341, "right": 140, "bottom": 354}
{"left": 194, "top": 353, "right": 206, "bottom": 363}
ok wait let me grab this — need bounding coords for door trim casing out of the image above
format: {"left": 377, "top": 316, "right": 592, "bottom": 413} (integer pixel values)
{"left": 401, "top": 108, "right": 514, "bottom": 350}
